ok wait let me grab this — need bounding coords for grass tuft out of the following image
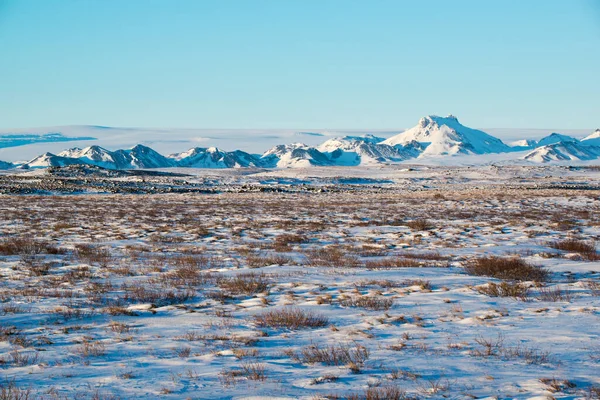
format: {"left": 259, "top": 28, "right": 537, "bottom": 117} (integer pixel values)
{"left": 465, "top": 256, "right": 549, "bottom": 282}
{"left": 254, "top": 307, "right": 328, "bottom": 329}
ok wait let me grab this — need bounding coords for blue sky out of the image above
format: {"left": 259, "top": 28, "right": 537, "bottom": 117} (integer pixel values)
{"left": 0, "top": 0, "right": 598, "bottom": 129}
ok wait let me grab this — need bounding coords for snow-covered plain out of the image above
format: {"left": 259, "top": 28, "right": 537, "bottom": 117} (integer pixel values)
{"left": 1, "top": 173, "right": 600, "bottom": 399}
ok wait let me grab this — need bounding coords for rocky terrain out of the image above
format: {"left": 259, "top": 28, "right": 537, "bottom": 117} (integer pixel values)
{"left": 1, "top": 164, "right": 600, "bottom": 195}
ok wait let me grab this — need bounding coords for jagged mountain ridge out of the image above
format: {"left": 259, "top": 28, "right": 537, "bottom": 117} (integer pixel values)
{"left": 524, "top": 141, "right": 600, "bottom": 162}
{"left": 2, "top": 117, "right": 599, "bottom": 168}
{"left": 508, "top": 133, "right": 580, "bottom": 151}
{"left": 317, "top": 135, "right": 424, "bottom": 166}
{"left": 169, "top": 147, "right": 263, "bottom": 168}
{"left": 25, "top": 152, "right": 93, "bottom": 168}
{"left": 59, "top": 145, "right": 122, "bottom": 169}
{"left": 536, "top": 132, "right": 579, "bottom": 147}
{"left": 260, "top": 143, "right": 333, "bottom": 168}
{"left": 20, "top": 145, "right": 176, "bottom": 169}
{"left": 260, "top": 135, "right": 426, "bottom": 167}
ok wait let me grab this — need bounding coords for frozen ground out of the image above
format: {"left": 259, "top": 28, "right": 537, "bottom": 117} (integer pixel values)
{"left": 2, "top": 164, "right": 600, "bottom": 195}
{"left": 0, "top": 169, "right": 599, "bottom": 399}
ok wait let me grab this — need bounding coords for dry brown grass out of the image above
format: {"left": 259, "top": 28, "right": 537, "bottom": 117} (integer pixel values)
{"left": 293, "top": 342, "right": 369, "bottom": 366}
{"left": 74, "top": 340, "right": 106, "bottom": 358}
{"left": 365, "top": 257, "right": 421, "bottom": 269}
{"left": 240, "top": 362, "right": 267, "bottom": 381}
{"left": 0, "top": 379, "right": 33, "bottom": 400}
{"left": 246, "top": 253, "right": 292, "bottom": 268}
{"left": 398, "top": 251, "right": 448, "bottom": 261}
{"left": 476, "top": 281, "right": 530, "bottom": 300}
{"left": 538, "top": 286, "right": 573, "bottom": 302}
{"left": 2, "top": 349, "right": 42, "bottom": 367}
{"left": 584, "top": 280, "right": 600, "bottom": 296}
{"left": 406, "top": 218, "right": 433, "bottom": 231}
{"left": 74, "top": 244, "right": 112, "bottom": 266}
{"left": 273, "top": 233, "right": 307, "bottom": 249}
{"left": 217, "top": 272, "right": 269, "bottom": 295}
{"left": 339, "top": 295, "right": 394, "bottom": 311}
{"left": 539, "top": 377, "right": 576, "bottom": 393}
{"left": 465, "top": 256, "right": 549, "bottom": 282}
{"left": 471, "top": 334, "right": 551, "bottom": 364}
{"left": 549, "top": 239, "right": 599, "bottom": 260}
{"left": 304, "top": 247, "right": 362, "bottom": 268}
{"left": 219, "top": 362, "right": 267, "bottom": 385}
{"left": 347, "top": 385, "right": 408, "bottom": 400}
{"left": 254, "top": 307, "right": 328, "bottom": 329}
{"left": 0, "top": 237, "right": 63, "bottom": 256}
{"left": 121, "top": 282, "right": 195, "bottom": 306}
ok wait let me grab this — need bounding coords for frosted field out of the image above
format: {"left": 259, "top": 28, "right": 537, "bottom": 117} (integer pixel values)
{"left": 1, "top": 182, "right": 600, "bottom": 399}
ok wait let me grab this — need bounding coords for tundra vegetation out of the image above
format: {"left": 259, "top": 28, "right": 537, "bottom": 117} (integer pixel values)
{"left": 0, "top": 188, "right": 599, "bottom": 398}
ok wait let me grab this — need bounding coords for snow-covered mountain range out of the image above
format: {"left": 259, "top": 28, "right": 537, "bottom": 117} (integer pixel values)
{"left": 382, "top": 115, "right": 511, "bottom": 156}
{"left": 524, "top": 141, "right": 600, "bottom": 162}
{"left": 1, "top": 116, "right": 598, "bottom": 170}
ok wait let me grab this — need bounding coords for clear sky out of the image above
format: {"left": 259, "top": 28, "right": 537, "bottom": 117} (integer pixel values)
{"left": 0, "top": 0, "right": 599, "bottom": 129}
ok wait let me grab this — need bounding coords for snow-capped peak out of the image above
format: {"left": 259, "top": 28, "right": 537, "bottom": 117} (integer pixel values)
{"left": 418, "top": 115, "right": 459, "bottom": 128}
{"left": 262, "top": 143, "right": 310, "bottom": 157}
{"left": 383, "top": 115, "right": 510, "bottom": 156}
{"left": 168, "top": 146, "right": 223, "bottom": 160}
{"left": 536, "top": 132, "right": 578, "bottom": 147}
{"left": 509, "top": 139, "right": 537, "bottom": 148}
{"left": 168, "top": 147, "right": 206, "bottom": 161}
{"left": 317, "top": 135, "right": 385, "bottom": 153}
{"left": 582, "top": 129, "right": 600, "bottom": 141}
{"left": 580, "top": 129, "right": 600, "bottom": 147}
{"left": 260, "top": 143, "right": 331, "bottom": 168}
{"left": 22, "top": 152, "right": 87, "bottom": 168}
{"left": 58, "top": 147, "right": 83, "bottom": 158}
{"left": 59, "top": 145, "right": 115, "bottom": 163}
{"left": 524, "top": 141, "right": 600, "bottom": 162}
{"left": 110, "top": 145, "right": 176, "bottom": 169}
{"left": 169, "top": 146, "right": 262, "bottom": 168}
